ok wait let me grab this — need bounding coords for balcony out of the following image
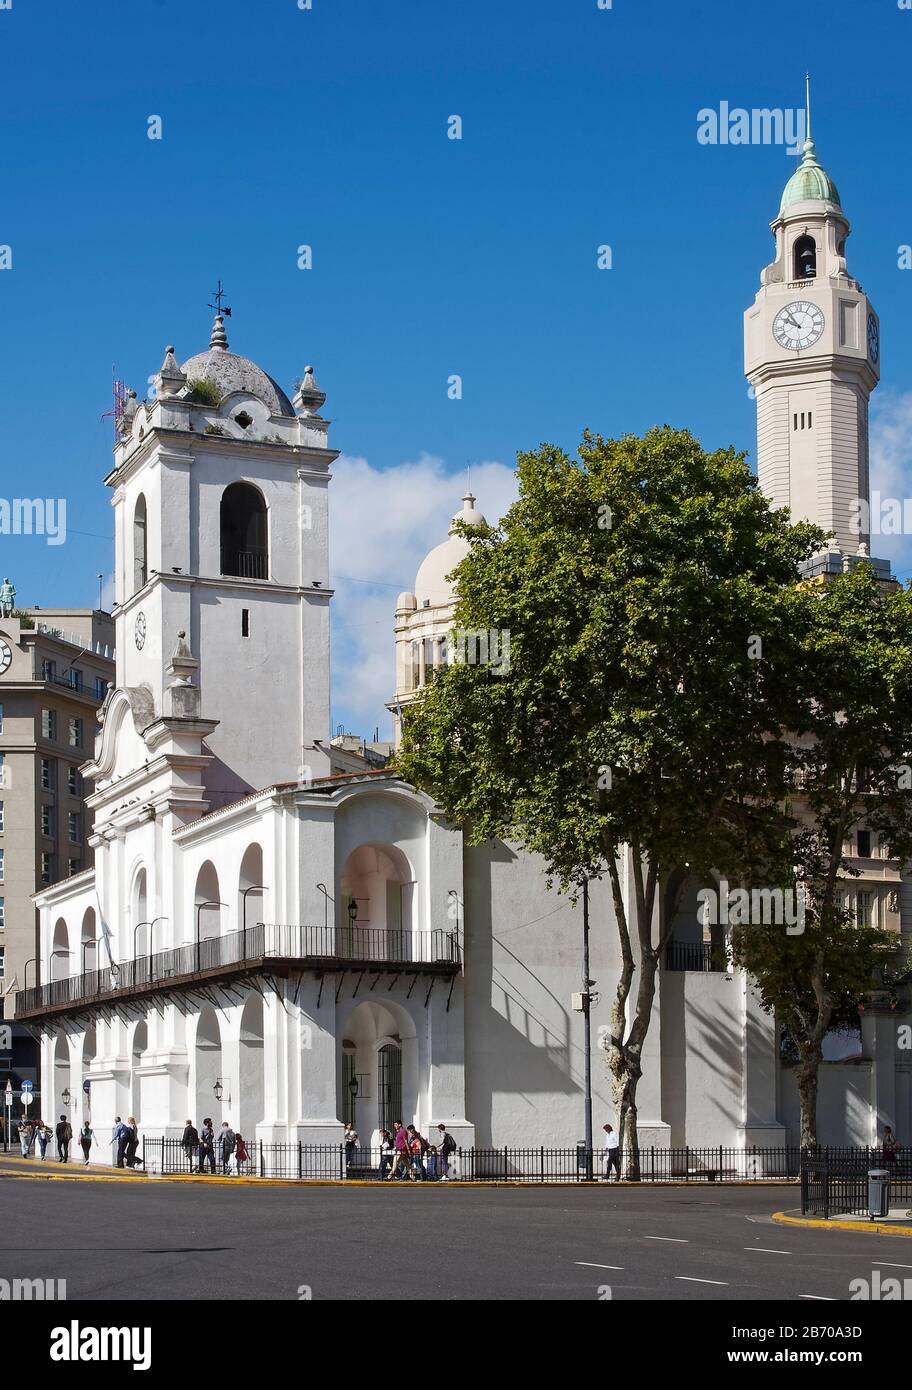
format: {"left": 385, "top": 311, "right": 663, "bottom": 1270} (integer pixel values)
{"left": 14, "top": 922, "right": 462, "bottom": 1022}
{"left": 664, "top": 941, "right": 728, "bottom": 973}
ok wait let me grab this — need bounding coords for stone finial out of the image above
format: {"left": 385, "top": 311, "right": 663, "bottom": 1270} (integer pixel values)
{"left": 166, "top": 629, "right": 201, "bottom": 718}
{"left": 294, "top": 364, "right": 326, "bottom": 415}
{"left": 209, "top": 314, "right": 229, "bottom": 351}
{"left": 856, "top": 541, "right": 870, "bottom": 558}
{"left": 119, "top": 388, "right": 139, "bottom": 434}
{"left": 155, "top": 344, "right": 187, "bottom": 398}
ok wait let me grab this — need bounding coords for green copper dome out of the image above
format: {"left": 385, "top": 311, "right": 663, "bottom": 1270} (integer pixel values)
{"left": 780, "top": 138, "right": 841, "bottom": 212}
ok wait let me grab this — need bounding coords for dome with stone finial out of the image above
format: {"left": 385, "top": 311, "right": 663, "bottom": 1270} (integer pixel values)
{"left": 413, "top": 493, "right": 488, "bottom": 608}
{"left": 180, "top": 313, "right": 296, "bottom": 418}
{"left": 780, "top": 138, "right": 842, "bottom": 213}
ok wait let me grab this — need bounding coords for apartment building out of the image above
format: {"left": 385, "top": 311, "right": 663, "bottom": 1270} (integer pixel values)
{"left": 0, "top": 607, "right": 114, "bottom": 1103}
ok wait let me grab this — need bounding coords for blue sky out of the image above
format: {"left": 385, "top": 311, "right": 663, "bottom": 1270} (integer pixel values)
{"left": 3, "top": 0, "right": 912, "bottom": 736}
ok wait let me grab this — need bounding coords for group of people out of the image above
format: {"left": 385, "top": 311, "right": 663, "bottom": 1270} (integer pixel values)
{"left": 180, "top": 1119, "right": 250, "bottom": 1175}
{"left": 342, "top": 1121, "right": 459, "bottom": 1180}
{"left": 16, "top": 1116, "right": 98, "bottom": 1166}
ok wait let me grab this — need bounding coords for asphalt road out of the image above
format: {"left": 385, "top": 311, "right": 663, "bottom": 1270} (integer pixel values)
{"left": 1, "top": 1178, "right": 910, "bottom": 1301}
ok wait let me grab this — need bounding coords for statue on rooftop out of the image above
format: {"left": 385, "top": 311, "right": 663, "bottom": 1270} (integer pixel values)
{"left": 0, "top": 577, "right": 16, "bottom": 618}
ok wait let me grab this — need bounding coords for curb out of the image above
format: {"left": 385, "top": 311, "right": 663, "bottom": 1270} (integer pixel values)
{"left": 773, "top": 1210, "right": 912, "bottom": 1238}
{"left": 0, "top": 1162, "right": 800, "bottom": 1191}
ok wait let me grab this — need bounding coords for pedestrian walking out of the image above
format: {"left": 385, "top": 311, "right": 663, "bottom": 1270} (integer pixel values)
{"left": 386, "top": 1120, "right": 411, "bottom": 1180}
{"left": 602, "top": 1123, "right": 621, "bottom": 1181}
{"left": 407, "top": 1125, "right": 425, "bottom": 1180}
{"left": 113, "top": 1117, "right": 131, "bottom": 1168}
{"left": 199, "top": 1119, "right": 216, "bottom": 1174}
{"left": 124, "top": 1117, "right": 140, "bottom": 1169}
{"left": 181, "top": 1120, "right": 200, "bottom": 1172}
{"left": 17, "top": 1118, "right": 33, "bottom": 1158}
{"left": 426, "top": 1145, "right": 439, "bottom": 1180}
{"left": 378, "top": 1130, "right": 394, "bottom": 1180}
{"left": 79, "top": 1121, "right": 95, "bottom": 1166}
{"left": 35, "top": 1120, "right": 51, "bottom": 1160}
{"left": 344, "top": 1120, "right": 359, "bottom": 1171}
{"left": 234, "top": 1133, "right": 249, "bottom": 1174}
{"left": 437, "top": 1123, "right": 456, "bottom": 1181}
{"left": 56, "top": 1115, "right": 72, "bottom": 1163}
{"left": 219, "top": 1121, "right": 236, "bottom": 1174}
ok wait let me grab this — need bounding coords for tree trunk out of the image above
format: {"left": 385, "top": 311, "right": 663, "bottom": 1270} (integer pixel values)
{"left": 796, "top": 1044, "right": 822, "bottom": 1149}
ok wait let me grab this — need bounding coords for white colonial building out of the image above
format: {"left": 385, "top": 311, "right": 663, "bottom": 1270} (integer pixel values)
{"left": 16, "top": 135, "right": 912, "bottom": 1157}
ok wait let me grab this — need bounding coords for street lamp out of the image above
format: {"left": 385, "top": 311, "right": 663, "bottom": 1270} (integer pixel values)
{"left": 196, "top": 901, "right": 227, "bottom": 973}
{"left": 61, "top": 1088, "right": 71, "bottom": 1108}
{"left": 134, "top": 917, "right": 168, "bottom": 982}
{"left": 241, "top": 886, "right": 266, "bottom": 956}
{"left": 213, "top": 1078, "right": 231, "bottom": 1105}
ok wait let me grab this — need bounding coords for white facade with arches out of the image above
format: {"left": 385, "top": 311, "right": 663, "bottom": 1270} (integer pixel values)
{"left": 20, "top": 269, "right": 912, "bottom": 1156}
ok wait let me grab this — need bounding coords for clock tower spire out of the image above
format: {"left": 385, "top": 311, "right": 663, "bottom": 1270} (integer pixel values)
{"left": 744, "top": 98, "right": 881, "bottom": 561}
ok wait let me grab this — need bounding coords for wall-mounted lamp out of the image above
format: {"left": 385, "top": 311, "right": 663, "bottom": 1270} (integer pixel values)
{"left": 61, "top": 1088, "right": 71, "bottom": 1107}
{"left": 213, "top": 1078, "right": 231, "bottom": 1105}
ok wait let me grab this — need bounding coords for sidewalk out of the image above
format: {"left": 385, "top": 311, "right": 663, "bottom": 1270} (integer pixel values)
{"left": 0, "top": 1151, "right": 147, "bottom": 1181}
{"left": 774, "top": 1205, "right": 912, "bottom": 1237}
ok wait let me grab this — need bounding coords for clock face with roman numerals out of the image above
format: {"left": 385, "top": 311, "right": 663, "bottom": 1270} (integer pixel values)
{"left": 0, "top": 639, "right": 11, "bottom": 673}
{"left": 772, "top": 300, "right": 825, "bottom": 352}
{"left": 134, "top": 611, "right": 147, "bottom": 650}
{"left": 867, "top": 313, "right": 879, "bottom": 363}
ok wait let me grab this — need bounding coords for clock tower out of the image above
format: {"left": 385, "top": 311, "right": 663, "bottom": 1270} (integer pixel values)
{"left": 744, "top": 107, "right": 880, "bottom": 558}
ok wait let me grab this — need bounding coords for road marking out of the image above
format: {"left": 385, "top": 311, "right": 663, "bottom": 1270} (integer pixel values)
{"left": 744, "top": 1247, "right": 791, "bottom": 1255}
{"left": 799, "top": 1294, "right": 836, "bottom": 1301}
{"left": 675, "top": 1276, "right": 728, "bottom": 1285}
{"left": 874, "top": 1262, "right": 912, "bottom": 1270}
{"left": 575, "top": 1262, "right": 624, "bottom": 1270}
{"left": 644, "top": 1235, "right": 688, "bottom": 1243}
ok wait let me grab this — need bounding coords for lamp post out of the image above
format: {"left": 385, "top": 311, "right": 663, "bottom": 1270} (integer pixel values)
{"left": 348, "top": 1073, "right": 359, "bottom": 1126}
{"left": 241, "top": 886, "right": 266, "bottom": 958}
{"left": 582, "top": 878, "right": 594, "bottom": 1182}
{"left": 196, "top": 902, "right": 227, "bottom": 973}
{"left": 49, "top": 949, "right": 70, "bottom": 985}
{"left": 133, "top": 916, "right": 169, "bottom": 983}
{"left": 81, "top": 938, "right": 98, "bottom": 976}
{"left": 316, "top": 883, "right": 330, "bottom": 943}
{"left": 24, "top": 957, "right": 38, "bottom": 993}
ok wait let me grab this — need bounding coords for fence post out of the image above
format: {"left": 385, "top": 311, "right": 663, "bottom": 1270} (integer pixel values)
{"left": 503, "top": 1146, "right": 508, "bottom": 1183}
{"left": 540, "top": 1146, "right": 544, "bottom": 1183}
{"left": 720, "top": 1145, "right": 723, "bottom": 1182}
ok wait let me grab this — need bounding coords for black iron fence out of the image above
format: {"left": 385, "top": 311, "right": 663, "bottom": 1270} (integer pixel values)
{"left": 140, "top": 1140, "right": 804, "bottom": 1183}
{"left": 800, "top": 1147, "right": 912, "bottom": 1217}
{"left": 664, "top": 941, "right": 728, "bottom": 973}
{"left": 17, "top": 922, "right": 461, "bottom": 1015}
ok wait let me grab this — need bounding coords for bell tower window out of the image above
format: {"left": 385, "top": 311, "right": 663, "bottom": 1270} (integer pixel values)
{"left": 220, "top": 482, "right": 268, "bottom": 580}
{"left": 133, "top": 494, "right": 148, "bottom": 593}
{"left": 794, "top": 234, "right": 816, "bottom": 281}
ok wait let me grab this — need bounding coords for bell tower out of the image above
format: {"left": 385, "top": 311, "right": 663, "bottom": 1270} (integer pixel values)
{"left": 744, "top": 87, "right": 880, "bottom": 559}
{"left": 106, "top": 310, "right": 335, "bottom": 806}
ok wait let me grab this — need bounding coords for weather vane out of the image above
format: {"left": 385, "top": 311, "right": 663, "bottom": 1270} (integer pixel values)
{"left": 208, "top": 279, "right": 232, "bottom": 318}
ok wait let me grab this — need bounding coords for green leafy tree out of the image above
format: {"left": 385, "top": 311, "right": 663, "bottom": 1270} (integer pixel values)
{"left": 397, "top": 426, "right": 819, "bottom": 1175}
{"left": 730, "top": 564, "right": 912, "bottom": 1148}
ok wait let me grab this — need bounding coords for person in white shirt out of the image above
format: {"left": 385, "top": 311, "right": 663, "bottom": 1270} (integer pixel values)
{"left": 603, "top": 1123, "right": 621, "bottom": 1181}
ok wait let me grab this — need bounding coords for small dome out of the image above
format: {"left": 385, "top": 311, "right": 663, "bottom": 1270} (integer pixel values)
{"left": 414, "top": 493, "right": 488, "bottom": 609}
{"left": 181, "top": 316, "right": 295, "bottom": 417}
{"left": 396, "top": 591, "right": 417, "bottom": 612}
{"left": 780, "top": 139, "right": 841, "bottom": 213}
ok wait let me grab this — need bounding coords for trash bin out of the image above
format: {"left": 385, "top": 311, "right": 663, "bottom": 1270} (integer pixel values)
{"left": 868, "top": 1168, "right": 890, "bottom": 1219}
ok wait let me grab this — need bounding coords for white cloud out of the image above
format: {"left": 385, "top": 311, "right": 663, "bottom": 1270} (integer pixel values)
{"left": 329, "top": 452, "right": 518, "bottom": 737}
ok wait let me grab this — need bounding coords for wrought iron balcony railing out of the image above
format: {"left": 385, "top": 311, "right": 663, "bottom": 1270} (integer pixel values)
{"left": 16, "top": 921, "right": 461, "bottom": 1017}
